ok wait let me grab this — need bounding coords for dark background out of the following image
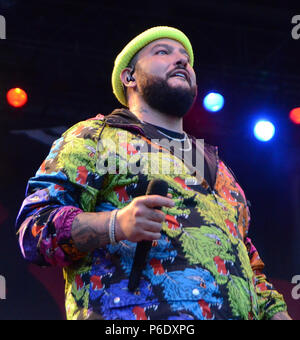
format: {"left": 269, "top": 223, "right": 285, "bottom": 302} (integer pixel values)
{"left": 0, "top": 0, "right": 299, "bottom": 319}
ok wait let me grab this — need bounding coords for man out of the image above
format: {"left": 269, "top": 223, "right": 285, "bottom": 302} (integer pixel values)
{"left": 16, "top": 26, "right": 291, "bottom": 320}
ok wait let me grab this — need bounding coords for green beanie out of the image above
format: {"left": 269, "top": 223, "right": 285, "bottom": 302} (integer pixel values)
{"left": 111, "top": 26, "right": 194, "bottom": 107}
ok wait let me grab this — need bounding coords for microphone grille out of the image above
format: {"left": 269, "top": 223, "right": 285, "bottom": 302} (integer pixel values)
{"left": 146, "top": 179, "right": 168, "bottom": 197}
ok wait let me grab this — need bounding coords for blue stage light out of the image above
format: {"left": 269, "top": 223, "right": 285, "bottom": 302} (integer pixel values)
{"left": 254, "top": 120, "right": 275, "bottom": 142}
{"left": 203, "top": 92, "right": 224, "bottom": 112}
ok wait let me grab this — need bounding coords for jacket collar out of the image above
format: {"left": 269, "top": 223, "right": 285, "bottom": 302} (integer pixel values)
{"left": 104, "top": 108, "right": 218, "bottom": 151}
{"left": 104, "top": 108, "right": 165, "bottom": 140}
{"left": 103, "top": 108, "right": 219, "bottom": 190}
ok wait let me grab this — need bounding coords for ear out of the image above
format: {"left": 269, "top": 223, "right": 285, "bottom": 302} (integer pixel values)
{"left": 120, "top": 67, "right": 136, "bottom": 88}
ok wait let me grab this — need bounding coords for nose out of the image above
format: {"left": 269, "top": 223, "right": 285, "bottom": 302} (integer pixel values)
{"left": 174, "top": 53, "right": 189, "bottom": 68}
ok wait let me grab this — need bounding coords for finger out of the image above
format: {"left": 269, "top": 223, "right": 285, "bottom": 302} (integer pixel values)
{"left": 138, "top": 230, "right": 162, "bottom": 242}
{"left": 142, "top": 220, "right": 163, "bottom": 233}
{"left": 139, "top": 195, "right": 175, "bottom": 209}
{"left": 144, "top": 207, "right": 165, "bottom": 223}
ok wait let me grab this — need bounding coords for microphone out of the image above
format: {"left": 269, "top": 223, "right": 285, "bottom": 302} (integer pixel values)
{"left": 128, "top": 179, "right": 169, "bottom": 292}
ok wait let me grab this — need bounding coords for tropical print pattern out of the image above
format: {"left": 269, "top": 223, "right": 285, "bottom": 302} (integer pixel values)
{"left": 15, "top": 109, "right": 287, "bottom": 320}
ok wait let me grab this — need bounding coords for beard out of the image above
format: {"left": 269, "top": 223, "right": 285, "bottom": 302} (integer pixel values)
{"left": 136, "top": 68, "right": 197, "bottom": 118}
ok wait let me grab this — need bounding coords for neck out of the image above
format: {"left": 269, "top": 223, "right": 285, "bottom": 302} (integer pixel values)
{"left": 129, "top": 99, "right": 184, "bottom": 133}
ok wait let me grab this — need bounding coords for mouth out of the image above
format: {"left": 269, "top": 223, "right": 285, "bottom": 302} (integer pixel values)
{"left": 168, "top": 69, "right": 190, "bottom": 85}
{"left": 213, "top": 256, "right": 234, "bottom": 276}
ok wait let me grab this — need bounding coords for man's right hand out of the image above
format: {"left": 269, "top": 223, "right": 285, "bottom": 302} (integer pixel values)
{"left": 71, "top": 195, "right": 174, "bottom": 253}
{"left": 115, "top": 195, "right": 175, "bottom": 243}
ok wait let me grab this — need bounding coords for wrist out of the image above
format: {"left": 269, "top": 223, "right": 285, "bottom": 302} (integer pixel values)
{"left": 114, "top": 209, "right": 126, "bottom": 242}
{"left": 108, "top": 209, "right": 119, "bottom": 245}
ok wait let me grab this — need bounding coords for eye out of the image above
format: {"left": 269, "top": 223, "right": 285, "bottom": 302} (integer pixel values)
{"left": 156, "top": 50, "right": 168, "bottom": 55}
{"left": 200, "top": 281, "right": 206, "bottom": 289}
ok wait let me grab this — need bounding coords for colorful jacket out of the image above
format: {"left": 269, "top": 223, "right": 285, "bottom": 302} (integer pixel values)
{"left": 15, "top": 108, "right": 287, "bottom": 320}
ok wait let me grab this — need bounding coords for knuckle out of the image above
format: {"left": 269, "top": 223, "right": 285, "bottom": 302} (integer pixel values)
{"left": 131, "top": 197, "right": 139, "bottom": 208}
{"left": 150, "top": 210, "right": 163, "bottom": 222}
{"left": 158, "top": 211, "right": 166, "bottom": 221}
{"left": 132, "top": 196, "right": 143, "bottom": 206}
{"left": 132, "top": 203, "right": 143, "bottom": 218}
{"left": 134, "top": 207, "right": 143, "bottom": 218}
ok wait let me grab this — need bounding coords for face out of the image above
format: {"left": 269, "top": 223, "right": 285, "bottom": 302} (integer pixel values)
{"left": 128, "top": 38, "right": 197, "bottom": 118}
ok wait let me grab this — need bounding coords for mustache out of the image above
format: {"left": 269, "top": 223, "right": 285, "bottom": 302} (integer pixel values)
{"left": 166, "top": 65, "right": 191, "bottom": 87}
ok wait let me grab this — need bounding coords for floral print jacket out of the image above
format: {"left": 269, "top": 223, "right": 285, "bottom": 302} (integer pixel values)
{"left": 15, "top": 108, "right": 287, "bottom": 320}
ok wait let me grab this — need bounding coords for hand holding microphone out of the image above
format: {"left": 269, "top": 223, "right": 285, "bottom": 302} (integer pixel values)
{"left": 114, "top": 179, "right": 172, "bottom": 292}
{"left": 115, "top": 180, "right": 173, "bottom": 244}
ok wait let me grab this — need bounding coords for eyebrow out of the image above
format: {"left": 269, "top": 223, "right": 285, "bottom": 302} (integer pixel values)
{"left": 150, "top": 43, "right": 190, "bottom": 59}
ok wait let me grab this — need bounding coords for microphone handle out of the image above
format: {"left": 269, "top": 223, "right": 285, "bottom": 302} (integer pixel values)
{"left": 128, "top": 240, "right": 152, "bottom": 292}
{"left": 128, "top": 179, "right": 168, "bottom": 292}
{"left": 128, "top": 205, "right": 162, "bottom": 292}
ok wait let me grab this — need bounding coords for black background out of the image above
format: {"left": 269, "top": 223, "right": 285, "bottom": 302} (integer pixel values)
{"left": 0, "top": 0, "right": 299, "bottom": 319}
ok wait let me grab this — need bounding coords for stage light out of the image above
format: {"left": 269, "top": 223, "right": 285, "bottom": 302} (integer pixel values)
{"left": 254, "top": 120, "right": 275, "bottom": 142}
{"left": 7, "top": 88, "right": 28, "bottom": 108}
{"left": 289, "top": 108, "right": 300, "bottom": 125}
{"left": 203, "top": 92, "right": 224, "bottom": 112}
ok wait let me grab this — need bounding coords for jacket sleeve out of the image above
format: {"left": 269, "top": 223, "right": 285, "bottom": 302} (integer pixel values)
{"left": 15, "top": 118, "right": 105, "bottom": 267}
{"left": 218, "top": 160, "right": 288, "bottom": 319}
{"left": 243, "top": 236, "right": 288, "bottom": 320}
{"left": 239, "top": 187, "right": 288, "bottom": 319}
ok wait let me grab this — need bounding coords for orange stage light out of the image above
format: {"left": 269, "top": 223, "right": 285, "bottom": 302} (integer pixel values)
{"left": 7, "top": 88, "right": 28, "bottom": 108}
{"left": 289, "top": 108, "right": 300, "bottom": 125}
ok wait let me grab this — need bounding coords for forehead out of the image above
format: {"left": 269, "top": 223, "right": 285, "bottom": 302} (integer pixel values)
{"left": 137, "top": 38, "right": 188, "bottom": 58}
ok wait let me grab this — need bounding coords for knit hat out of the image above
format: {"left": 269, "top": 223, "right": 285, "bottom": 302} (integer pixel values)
{"left": 111, "top": 26, "right": 194, "bottom": 107}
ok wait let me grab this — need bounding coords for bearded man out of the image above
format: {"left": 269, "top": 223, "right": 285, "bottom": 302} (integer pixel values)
{"left": 16, "top": 26, "right": 290, "bottom": 320}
